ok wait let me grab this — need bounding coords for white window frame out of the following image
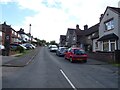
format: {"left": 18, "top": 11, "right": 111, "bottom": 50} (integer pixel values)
{"left": 110, "top": 40, "right": 116, "bottom": 51}
{"left": 88, "top": 35, "right": 91, "bottom": 39}
{"left": 73, "top": 36, "right": 76, "bottom": 41}
{"left": 103, "top": 40, "right": 109, "bottom": 51}
{"left": 105, "top": 19, "right": 114, "bottom": 31}
{"left": 67, "top": 36, "right": 69, "bottom": 39}
{"left": 92, "top": 33, "right": 95, "bottom": 37}
{"left": 102, "top": 40, "right": 116, "bottom": 52}
{"left": 95, "top": 41, "right": 98, "bottom": 49}
{"left": 0, "top": 31, "right": 2, "bottom": 36}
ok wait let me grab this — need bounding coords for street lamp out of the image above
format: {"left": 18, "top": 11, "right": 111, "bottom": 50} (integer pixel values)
{"left": 29, "top": 24, "right": 31, "bottom": 43}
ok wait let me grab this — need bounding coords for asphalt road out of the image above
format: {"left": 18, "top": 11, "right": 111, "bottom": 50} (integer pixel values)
{"left": 2, "top": 47, "right": 119, "bottom": 89}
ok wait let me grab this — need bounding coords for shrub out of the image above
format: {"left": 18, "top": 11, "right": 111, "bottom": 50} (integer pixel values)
{"left": 16, "top": 46, "right": 24, "bottom": 53}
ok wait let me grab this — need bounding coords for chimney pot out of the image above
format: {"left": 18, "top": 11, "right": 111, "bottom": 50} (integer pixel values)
{"left": 84, "top": 25, "right": 88, "bottom": 30}
{"left": 100, "top": 14, "right": 104, "bottom": 22}
{"left": 76, "top": 24, "right": 80, "bottom": 30}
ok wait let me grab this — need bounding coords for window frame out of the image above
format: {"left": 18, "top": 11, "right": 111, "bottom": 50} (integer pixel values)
{"left": 104, "top": 18, "right": 114, "bottom": 31}
{"left": 103, "top": 40, "right": 109, "bottom": 51}
{"left": 102, "top": 40, "right": 116, "bottom": 52}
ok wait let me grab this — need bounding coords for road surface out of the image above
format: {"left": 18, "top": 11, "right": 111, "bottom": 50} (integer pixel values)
{"left": 2, "top": 47, "right": 119, "bottom": 89}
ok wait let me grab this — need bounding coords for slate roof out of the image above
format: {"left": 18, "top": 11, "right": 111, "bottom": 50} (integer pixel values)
{"left": 109, "top": 6, "right": 120, "bottom": 15}
{"left": 60, "top": 35, "right": 66, "bottom": 40}
{"left": 74, "top": 23, "right": 99, "bottom": 37}
{"left": 84, "top": 23, "right": 99, "bottom": 36}
{"left": 100, "top": 6, "right": 120, "bottom": 23}
{"left": 67, "top": 28, "right": 75, "bottom": 34}
{"left": 75, "top": 29, "right": 84, "bottom": 36}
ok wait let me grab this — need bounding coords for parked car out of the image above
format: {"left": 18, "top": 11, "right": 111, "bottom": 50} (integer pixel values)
{"left": 19, "top": 44, "right": 27, "bottom": 50}
{"left": 22, "top": 43, "right": 33, "bottom": 49}
{"left": 10, "top": 43, "right": 20, "bottom": 50}
{"left": 56, "top": 47, "right": 67, "bottom": 56}
{"left": 64, "top": 47, "right": 87, "bottom": 63}
{"left": 10, "top": 43, "right": 26, "bottom": 50}
{"left": 49, "top": 45, "right": 58, "bottom": 52}
{"left": 48, "top": 45, "right": 52, "bottom": 49}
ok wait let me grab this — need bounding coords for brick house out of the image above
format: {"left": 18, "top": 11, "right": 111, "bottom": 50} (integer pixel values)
{"left": 11, "top": 28, "right": 22, "bottom": 44}
{"left": 59, "top": 35, "right": 66, "bottom": 47}
{"left": 66, "top": 28, "right": 75, "bottom": 47}
{"left": 0, "top": 22, "right": 12, "bottom": 55}
{"left": 17, "top": 28, "right": 30, "bottom": 43}
{"left": 84, "top": 23, "right": 99, "bottom": 52}
{"left": 0, "top": 22, "right": 23, "bottom": 55}
{"left": 67, "top": 24, "right": 99, "bottom": 52}
{"left": 71, "top": 25, "right": 85, "bottom": 48}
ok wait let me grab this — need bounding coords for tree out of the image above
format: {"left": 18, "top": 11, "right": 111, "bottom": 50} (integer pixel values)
{"left": 49, "top": 40, "right": 58, "bottom": 46}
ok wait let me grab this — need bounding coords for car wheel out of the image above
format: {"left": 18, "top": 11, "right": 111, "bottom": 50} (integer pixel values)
{"left": 64, "top": 55, "right": 67, "bottom": 60}
{"left": 56, "top": 52, "right": 58, "bottom": 55}
{"left": 64, "top": 56, "right": 67, "bottom": 59}
{"left": 70, "top": 57, "right": 73, "bottom": 63}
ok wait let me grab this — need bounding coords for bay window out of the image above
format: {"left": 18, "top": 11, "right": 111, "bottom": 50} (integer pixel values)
{"left": 103, "top": 40, "right": 116, "bottom": 52}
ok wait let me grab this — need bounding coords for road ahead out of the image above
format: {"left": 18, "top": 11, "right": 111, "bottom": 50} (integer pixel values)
{"left": 2, "top": 47, "right": 119, "bottom": 89}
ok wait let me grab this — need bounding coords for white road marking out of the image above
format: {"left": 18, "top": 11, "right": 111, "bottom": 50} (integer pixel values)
{"left": 60, "top": 69, "right": 77, "bottom": 90}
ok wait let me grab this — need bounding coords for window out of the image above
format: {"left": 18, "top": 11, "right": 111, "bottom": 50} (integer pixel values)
{"left": 103, "top": 40, "right": 109, "bottom": 51}
{"left": 92, "top": 33, "right": 95, "bottom": 36}
{"left": 88, "top": 35, "right": 91, "bottom": 39}
{"left": 110, "top": 40, "right": 116, "bottom": 51}
{"left": 105, "top": 19, "right": 114, "bottom": 30}
{"left": 74, "top": 49, "right": 86, "bottom": 55}
{"left": 0, "top": 31, "right": 2, "bottom": 36}
{"left": 103, "top": 40, "right": 116, "bottom": 52}
{"left": 67, "top": 36, "right": 69, "bottom": 39}
{"left": 95, "top": 41, "right": 98, "bottom": 48}
{"left": 73, "top": 36, "right": 76, "bottom": 41}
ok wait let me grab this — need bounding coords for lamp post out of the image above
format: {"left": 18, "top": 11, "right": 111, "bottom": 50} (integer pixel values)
{"left": 29, "top": 24, "right": 31, "bottom": 43}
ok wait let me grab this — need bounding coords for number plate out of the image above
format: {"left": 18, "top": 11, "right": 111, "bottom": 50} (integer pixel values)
{"left": 77, "top": 58, "right": 82, "bottom": 60}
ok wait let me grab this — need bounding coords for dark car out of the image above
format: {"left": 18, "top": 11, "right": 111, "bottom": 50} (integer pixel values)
{"left": 56, "top": 47, "right": 67, "bottom": 56}
{"left": 22, "top": 43, "right": 33, "bottom": 50}
{"left": 10, "top": 43, "right": 27, "bottom": 50}
{"left": 64, "top": 47, "right": 88, "bottom": 63}
{"left": 10, "top": 43, "right": 20, "bottom": 50}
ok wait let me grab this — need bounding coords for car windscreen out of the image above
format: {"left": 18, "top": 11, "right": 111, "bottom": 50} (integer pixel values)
{"left": 52, "top": 46, "right": 57, "bottom": 48}
{"left": 74, "top": 49, "right": 86, "bottom": 55}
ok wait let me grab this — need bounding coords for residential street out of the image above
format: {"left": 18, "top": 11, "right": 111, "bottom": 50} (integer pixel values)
{"left": 2, "top": 47, "right": 119, "bottom": 89}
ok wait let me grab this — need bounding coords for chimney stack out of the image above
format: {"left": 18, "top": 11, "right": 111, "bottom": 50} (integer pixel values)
{"left": 84, "top": 25, "right": 88, "bottom": 30}
{"left": 3, "top": 22, "right": 6, "bottom": 25}
{"left": 76, "top": 24, "right": 80, "bottom": 30}
{"left": 99, "top": 14, "right": 104, "bottom": 22}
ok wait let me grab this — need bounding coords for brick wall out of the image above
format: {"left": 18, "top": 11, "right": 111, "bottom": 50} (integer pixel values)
{"left": 87, "top": 52, "right": 115, "bottom": 63}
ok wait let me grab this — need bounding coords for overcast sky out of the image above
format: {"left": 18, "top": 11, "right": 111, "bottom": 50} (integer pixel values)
{"left": 0, "top": 0, "right": 120, "bottom": 43}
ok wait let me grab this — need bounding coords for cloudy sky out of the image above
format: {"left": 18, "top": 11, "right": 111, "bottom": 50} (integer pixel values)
{"left": 0, "top": 0, "right": 120, "bottom": 43}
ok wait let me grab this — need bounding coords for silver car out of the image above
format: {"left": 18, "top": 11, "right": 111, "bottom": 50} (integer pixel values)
{"left": 56, "top": 47, "right": 67, "bottom": 56}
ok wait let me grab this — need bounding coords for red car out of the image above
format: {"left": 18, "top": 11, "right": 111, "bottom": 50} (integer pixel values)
{"left": 64, "top": 47, "right": 88, "bottom": 63}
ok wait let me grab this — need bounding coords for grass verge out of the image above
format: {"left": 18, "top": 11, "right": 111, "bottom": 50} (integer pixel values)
{"left": 112, "top": 64, "right": 120, "bottom": 67}
{"left": 15, "top": 50, "right": 32, "bottom": 57}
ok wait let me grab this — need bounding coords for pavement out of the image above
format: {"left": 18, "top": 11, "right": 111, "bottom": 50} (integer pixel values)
{"left": 1, "top": 47, "right": 40, "bottom": 67}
